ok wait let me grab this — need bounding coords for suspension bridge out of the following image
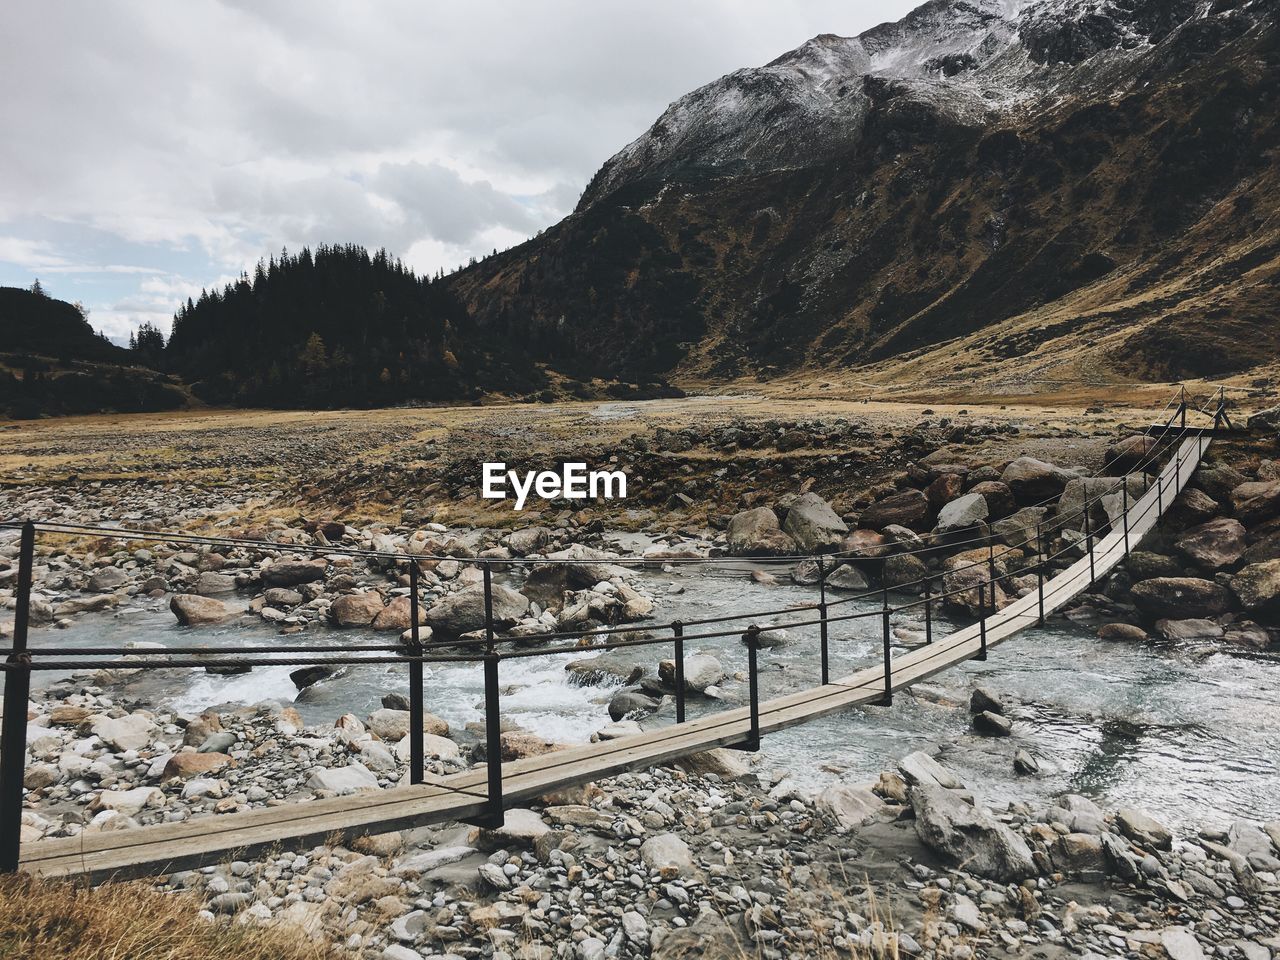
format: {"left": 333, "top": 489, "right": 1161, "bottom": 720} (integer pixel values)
{"left": 0, "top": 390, "right": 1232, "bottom": 880}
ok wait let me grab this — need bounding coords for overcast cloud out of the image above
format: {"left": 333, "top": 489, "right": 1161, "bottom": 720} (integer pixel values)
{"left": 0, "top": 1, "right": 919, "bottom": 340}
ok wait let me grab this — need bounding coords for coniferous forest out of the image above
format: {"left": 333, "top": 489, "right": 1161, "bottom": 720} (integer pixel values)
{"left": 163, "top": 244, "right": 541, "bottom": 407}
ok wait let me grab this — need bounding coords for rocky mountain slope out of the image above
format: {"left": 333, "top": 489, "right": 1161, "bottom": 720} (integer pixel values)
{"left": 450, "top": 0, "right": 1280, "bottom": 387}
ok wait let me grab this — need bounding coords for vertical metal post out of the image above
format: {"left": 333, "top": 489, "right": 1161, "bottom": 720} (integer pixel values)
{"left": 742, "top": 626, "right": 761, "bottom": 751}
{"left": 923, "top": 577, "right": 933, "bottom": 646}
{"left": 480, "top": 564, "right": 504, "bottom": 826}
{"left": 1083, "top": 501, "right": 1095, "bottom": 589}
{"left": 977, "top": 578, "right": 989, "bottom": 662}
{"left": 673, "top": 621, "right": 686, "bottom": 724}
{"left": 817, "top": 557, "right": 829, "bottom": 685}
{"left": 1036, "top": 524, "right": 1046, "bottom": 628}
{"left": 0, "top": 522, "right": 35, "bottom": 873}
{"left": 1180, "top": 387, "right": 1187, "bottom": 430}
{"left": 407, "top": 561, "right": 424, "bottom": 786}
{"left": 880, "top": 587, "right": 893, "bottom": 705}
{"left": 1122, "top": 479, "right": 1130, "bottom": 557}
{"left": 1157, "top": 471, "right": 1163, "bottom": 517}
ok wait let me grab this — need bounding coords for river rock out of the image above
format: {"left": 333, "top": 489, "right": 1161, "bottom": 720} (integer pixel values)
{"left": 1001, "top": 457, "right": 1076, "bottom": 504}
{"left": 505, "top": 526, "right": 551, "bottom": 556}
{"left": 1154, "top": 618, "right": 1223, "bottom": 641}
{"left": 193, "top": 571, "right": 237, "bottom": 596}
{"left": 726, "top": 508, "right": 795, "bottom": 557}
{"left": 329, "top": 591, "right": 385, "bottom": 627}
{"left": 816, "top": 784, "right": 884, "bottom": 828}
{"left": 1126, "top": 551, "right": 1183, "bottom": 581}
{"left": 609, "top": 690, "right": 658, "bottom": 721}
{"left": 935, "top": 493, "right": 988, "bottom": 535}
{"left": 1229, "top": 560, "right": 1280, "bottom": 611}
{"left": 1160, "top": 927, "right": 1207, "bottom": 960}
{"left": 969, "top": 687, "right": 1003, "bottom": 714}
{"left": 883, "top": 552, "right": 928, "bottom": 589}
{"left": 367, "top": 708, "right": 448, "bottom": 740}
{"left": 824, "top": 564, "right": 869, "bottom": 591}
{"left": 673, "top": 748, "right": 750, "bottom": 780}
{"left": 992, "top": 506, "right": 1050, "bottom": 548}
{"left": 1231, "top": 480, "right": 1280, "bottom": 525}
{"left": 658, "top": 654, "right": 724, "bottom": 693}
{"left": 840, "top": 529, "right": 890, "bottom": 559}
{"left": 163, "top": 751, "right": 231, "bottom": 779}
{"left": 425, "top": 583, "right": 528, "bottom": 635}
{"left": 87, "top": 566, "right": 129, "bottom": 592}
{"left": 1107, "top": 434, "right": 1158, "bottom": 473}
{"left": 371, "top": 596, "right": 424, "bottom": 632}
{"left": 898, "top": 751, "right": 964, "bottom": 790}
{"left": 90, "top": 786, "right": 163, "bottom": 816}
{"left": 781, "top": 493, "right": 849, "bottom": 552}
{"left": 262, "top": 559, "right": 326, "bottom": 587}
{"left": 290, "top": 665, "right": 336, "bottom": 690}
{"left": 90, "top": 713, "right": 155, "bottom": 752}
{"left": 911, "top": 785, "right": 1037, "bottom": 881}
{"left": 307, "top": 762, "right": 379, "bottom": 794}
{"left": 639, "top": 833, "right": 692, "bottom": 877}
{"left": 1130, "top": 578, "right": 1232, "bottom": 619}
{"left": 861, "top": 489, "right": 931, "bottom": 533}
{"left": 1116, "top": 807, "right": 1173, "bottom": 850}
{"left": 973, "top": 711, "right": 1012, "bottom": 736}
{"left": 1175, "top": 518, "right": 1247, "bottom": 570}
{"left": 170, "top": 594, "right": 234, "bottom": 625}
{"left": 1098, "top": 622, "right": 1148, "bottom": 641}
{"left": 968, "top": 480, "right": 1016, "bottom": 520}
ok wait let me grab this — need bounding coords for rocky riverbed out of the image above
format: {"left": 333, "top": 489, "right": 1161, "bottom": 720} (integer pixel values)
{"left": 14, "top": 678, "right": 1280, "bottom": 960}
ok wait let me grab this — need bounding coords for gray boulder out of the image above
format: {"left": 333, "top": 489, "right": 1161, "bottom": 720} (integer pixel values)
{"left": 1001, "top": 457, "right": 1077, "bottom": 504}
{"left": 911, "top": 785, "right": 1037, "bottom": 881}
{"left": 726, "top": 507, "right": 796, "bottom": 557}
{"left": 1230, "top": 560, "right": 1280, "bottom": 611}
{"left": 934, "top": 493, "right": 988, "bottom": 534}
{"left": 88, "top": 566, "right": 129, "bottom": 592}
{"left": 425, "top": 583, "right": 528, "bottom": 635}
{"left": 170, "top": 594, "right": 234, "bottom": 626}
{"left": 262, "top": 560, "right": 326, "bottom": 587}
{"left": 781, "top": 493, "right": 848, "bottom": 552}
{"left": 1115, "top": 807, "right": 1173, "bottom": 850}
{"left": 1130, "top": 578, "right": 1232, "bottom": 620}
{"left": 1175, "top": 518, "right": 1247, "bottom": 570}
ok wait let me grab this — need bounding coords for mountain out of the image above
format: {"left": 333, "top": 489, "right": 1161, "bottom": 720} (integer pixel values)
{"left": 0, "top": 286, "right": 126, "bottom": 364}
{"left": 449, "top": 0, "right": 1280, "bottom": 387}
{"left": 162, "top": 244, "right": 543, "bottom": 407}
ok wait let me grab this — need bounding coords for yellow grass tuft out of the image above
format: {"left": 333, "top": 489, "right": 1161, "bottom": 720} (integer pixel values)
{"left": 0, "top": 875, "right": 340, "bottom": 960}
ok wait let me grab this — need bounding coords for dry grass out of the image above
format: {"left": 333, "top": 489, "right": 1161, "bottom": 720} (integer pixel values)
{"left": 0, "top": 875, "right": 339, "bottom": 960}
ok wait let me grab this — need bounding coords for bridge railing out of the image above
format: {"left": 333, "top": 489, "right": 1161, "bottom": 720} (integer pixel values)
{"left": 0, "top": 387, "right": 1228, "bottom": 868}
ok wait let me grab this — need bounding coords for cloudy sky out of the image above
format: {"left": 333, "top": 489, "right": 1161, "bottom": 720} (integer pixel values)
{"left": 0, "top": 1, "right": 919, "bottom": 342}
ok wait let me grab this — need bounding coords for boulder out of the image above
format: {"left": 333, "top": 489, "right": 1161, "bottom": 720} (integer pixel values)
{"left": 973, "top": 711, "right": 1012, "bottom": 736}
{"left": 89, "top": 786, "right": 163, "bottom": 817}
{"left": 816, "top": 784, "right": 884, "bottom": 828}
{"left": 307, "top": 763, "right": 380, "bottom": 794}
{"left": 969, "top": 687, "right": 1003, "bottom": 714}
{"left": 1126, "top": 551, "right": 1183, "bottom": 581}
{"left": 193, "top": 572, "right": 237, "bottom": 596}
{"left": 658, "top": 654, "right": 723, "bottom": 693}
{"left": 1001, "top": 457, "right": 1076, "bottom": 504}
{"left": 781, "top": 493, "right": 849, "bottom": 552}
{"left": 372, "top": 596, "right": 426, "bottom": 632}
{"left": 498, "top": 731, "right": 568, "bottom": 761}
{"left": 1175, "top": 518, "right": 1247, "bottom": 570}
{"left": 162, "top": 752, "right": 231, "bottom": 779}
{"left": 968, "top": 481, "right": 1016, "bottom": 520}
{"left": 925, "top": 473, "right": 964, "bottom": 509}
{"left": 425, "top": 583, "right": 528, "bottom": 635}
{"left": 367, "top": 708, "right": 449, "bottom": 740}
{"left": 290, "top": 665, "right": 336, "bottom": 690}
{"left": 639, "top": 833, "right": 693, "bottom": 878}
{"left": 898, "top": 751, "right": 964, "bottom": 790}
{"left": 992, "top": 506, "right": 1050, "bottom": 549}
{"left": 90, "top": 713, "right": 155, "bottom": 752}
{"left": 673, "top": 748, "right": 750, "bottom": 780}
{"left": 1056, "top": 833, "right": 1106, "bottom": 878}
{"left": 824, "top": 564, "right": 869, "bottom": 591}
{"left": 1098, "top": 622, "right": 1148, "bottom": 641}
{"left": 934, "top": 493, "right": 988, "bottom": 535}
{"left": 725, "top": 508, "right": 795, "bottom": 557}
{"left": 1231, "top": 480, "right": 1280, "bottom": 525}
{"left": 1248, "top": 405, "right": 1280, "bottom": 432}
{"left": 840, "top": 529, "right": 890, "bottom": 559}
{"left": 861, "top": 489, "right": 931, "bottom": 533}
{"left": 1169, "top": 486, "right": 1220, "bottom": 524}
{"left": 882, "top": 553, "right": 928, "bottom": 589}
{"left": 170, "top": 594, "right": 234, "bottom": 626}
{"left": 1154, "top": 618, "right": 1223, "bottom": 641}
{"left": 1129, "top": 578, "right": 1232, "bottom": 620}
{"left": 608, "top": 690, "right": 659, "bottom": 721}
{"left": 505, "top": 526, "right": 551, "bottom": 556}
{"left": 1230, "top": 560, "right": 1280, "bottom": 611}
{"left": 911, "top": 785, "right": 1037, "bottom": 881}
{"left": 87, "top": 566, "right": 129, "bottom": 593}
{"left": 1192, "top": 464, "right": 1245, "bottom": 501}
{"left": 262, "top": 560, "right": 326, "bottom": 587}
{"left": 1115, "top": 807, "right": 1173, "bottom": 850}
{"left": 1106, "top": 434, "right": 1157, "bottom": 473}
{"left": 330, "top": 592, "right": 386, "bottom": 627}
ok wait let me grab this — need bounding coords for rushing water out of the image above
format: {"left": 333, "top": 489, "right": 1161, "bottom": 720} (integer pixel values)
{"left": 28, "top": 558, "right": 1280, "bottom": 831}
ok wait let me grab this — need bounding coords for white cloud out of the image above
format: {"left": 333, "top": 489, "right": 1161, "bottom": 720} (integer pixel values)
{"left": 0, "top": 0, "right": 922, "bottom": 337}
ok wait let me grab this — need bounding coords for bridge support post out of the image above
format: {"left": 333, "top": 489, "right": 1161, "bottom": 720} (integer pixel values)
{"left": 923, "top": 577, "right": 933, "bottom": 646}
{"left": 1121, "top": 480, "right": 1130, "bottom": 557}
{"left": 408, "top": 562, "right": 425, "bottom": 786}
{"left": 817, "top": 557, "right": 829, "bottom": 685}
{"left": 1083, "top": 503, "right": 1095, "bottom": 590}
{"left": 672, "top": 621, "right": 686, "bottom": 724}
{"left": 0, "top": 522, "right": 34, "bottom": 874}
{"left": 466, "top": 564, "right": 504, "bottom": 828}
{"left": 880, "top": 587, "right": 893, "bottom": 706}
{"left": 1035, "top": 524, "right": 1046, "bottom": 628}
{"left": 733, "top": 626, "right": 761, "bottom": 752}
